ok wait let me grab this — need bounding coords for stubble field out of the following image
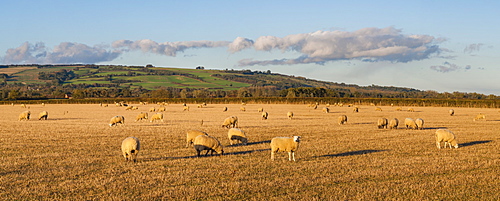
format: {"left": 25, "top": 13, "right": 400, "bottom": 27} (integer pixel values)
{"left": 1, "top": 102, "right": 499, "bottom": 200}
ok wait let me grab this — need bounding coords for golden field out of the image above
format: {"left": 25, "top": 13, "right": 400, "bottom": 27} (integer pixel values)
{"left": 1, "top": 102, "right": 499, "bottom": 200}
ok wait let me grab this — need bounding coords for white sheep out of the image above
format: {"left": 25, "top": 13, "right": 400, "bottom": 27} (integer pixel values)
{"left": 287, "top": 111, "right": 294, "bottom": 120}
{"left": 193, "top": 135, "right": 224, "bottom": 156}
{"left": 322, "top": 107, "right": 330, "bottom": 113}
{"left": 109, "top": 116, "right": 125, "bottom": 126}
{"left": 353, "top": 107, "right": 359, "bottom": 113}
{"left": 375, "top": 107, "right": 382, "bottom": 111}
{"left": 240, "top": 107, "right": 246, "bottom": 112}
{"left": 125, "top": 106, "right": 133, "bottom": 110}
{"left": 228, "top": 128, "right": 248, "bottom": 145}
{"left": 38, "top": 111, "right": 48, "bottom": 120}
{"left": 222, "top": 116, "right": 238, "bottom": 128}
{"left": 149, "top": 107, "right": 156, "bottom": 112}
{"left": 157, "top": 106, "right": 166, "bottom": 112}
{"left": 449, "top": 109, "right": 455, "bottom": 116}
{"left": 19, "top": 111, "right": 31, "bottom": 121}
{"left": 435, "top": 129, "right": 458, "bottom": 149}
{"left": 408, "top": 108, "right": 415, "bottom": 112}
{"left": 338, "top": 115, "right": 348, "bottom": 125}
{"left": 222, "top": 107, "right": 228, "bottom": 112}
{"left": 262, "top": 111, "right": 268, "bottom": 120}
{"left": 183, "top": 106, "right": 190, "bottom": 111}
{"left": 415, "top": 118, "right": 424, "bottom": 130}
{"left": 473, "top": 113, "right": 485, "bottom": 121}
{"left": 135, "top": 112, "right": 148, "bottom": 122}
{"left": 258, "top": 108, "right": 264, "bottom": 112}
{"left": 186, "top": 130, "right": 208, "bottom": 147}
{"left": 150, "top": 113, "right": 164, "bottom": 123}
{"left": 377, "top": 118, "right": 388, "bottom": 129}
{"left": 121, "top": 137, "right": 140, "bottom": 162}
{"left": 270, "top": 136, "right": 301, "bottom": 161}
{"left": 388, "top": 118, "right": 399, "bottom": 129}
{"left": 404, "top": 118, "right": 417, "bottom": 130}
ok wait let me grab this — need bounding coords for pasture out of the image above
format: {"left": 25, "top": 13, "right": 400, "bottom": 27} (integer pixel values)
{"left": 1, "top": 103, "right": 499, "bottom": 200}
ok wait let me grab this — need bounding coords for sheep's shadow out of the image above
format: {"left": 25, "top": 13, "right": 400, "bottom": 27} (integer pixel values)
{"left": 225, "top": 140, "right": 270, "bottom": 147}
{"left": 142, "top": 148, "right": 271, "bottom": 161}
{"left": 422, "top": 127, "right": 448, "bottom": 130}
{"left": 459, "top": 140, "right": 492, "bottom": 147}
{"left": 225, "top": 148, "right": 270, "bottom": 156}
{"left": 319, "top": 149, "right": 388, "bottom": 158}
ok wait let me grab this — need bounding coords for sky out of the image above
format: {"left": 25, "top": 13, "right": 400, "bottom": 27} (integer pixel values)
{"left": 1, "top": 0, "right": 500, "bottom": 95}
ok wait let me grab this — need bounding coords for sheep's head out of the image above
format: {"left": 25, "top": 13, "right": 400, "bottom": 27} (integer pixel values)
{"left": 293, "top": 136, "right": 301, "bottom": 142}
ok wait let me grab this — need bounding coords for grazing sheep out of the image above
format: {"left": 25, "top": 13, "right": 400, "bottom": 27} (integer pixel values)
{"left": 222, "top": 107, "right": 228, "bottom": 112}
{"left": 270, "top": 136, "right": 301, "bottom": 161}
{"left": 258, "top": 108, "right": 264, "bottom": 112}
{"left": 388, "top": 118, "right": 399, "bottom": 129}
{"left": 375, "top": 107, "right": 382, "bottom": 111}
{"left": 109, "top": 116, "right": 125, "bottom": 126}
{"left": 262, "top": 111, "right": 269, "bottom": 120}
{"left": 183, "top": 106, "right": 190, "bottom": 111}
{"left": 186, "top": 130, "right": 209, "bottom": 147}
{"left": 240, "top": 107, "right": 246, "bottom": 112}
{"left": 473, "top": 113, "right": 485, "bottom": 121}
{"left": 408, "top": 108, "right": 415, "bottom": 112}
{"left": 135, "top": 112, "right": 148, "bottom": 122}
{"left": 313, "top": 105, "right": 318, "bottom": 109}
{"left": 21, "top": 104, "right": 27, "bottom": 108}
{"left": 222, "top": 116, "right": 238, "bottom": 128}
{"left": 338, "top": 115, "right": 348, "bottom": 125}
{"left": 157, "top": 107, "right": 166, "bottom": 112}
{"left": 38, "top": 111, "right": 48, "bottom": 120}
{"left": 19, "top": 111, "right": 31, "bottom": 121}
{"left": 228, "top": 128, "right": 248, "bottom": 145}
{"left": 287, "top": 111, "right": 294, "bottom": 120}
{"left": 449, "top": 109, "right": 455, "bottom": 116}
{"left": 404, "top": 118, "right": 418, "bottom": 130}
{"left": 435, "top": 129, "right": 458, "bottom": 149}
{"left": 377, "top": 118, "right": 388, "bottom": 129}
{"left": 415, "top": 118, "right": 424, "bottom": 130}
{"left": 396, "top": 107, "right": 402, "bottom": 111}
{"left": 150, "top": 113, "right": 164, "bottom": 123}
{"left": 353, "top": 107, "right": 359, "bottom": 113}
{"left": 322, "top": 107, "right": 330, "bottom": 113}
{"left": 193, "top": 135, "right": 224, "bottom": 156}
{"left": 149, "top": 107, "right": 156, "bottom": 112}
{"left": 121, "top": 137, "right": 140, "bottom": 162}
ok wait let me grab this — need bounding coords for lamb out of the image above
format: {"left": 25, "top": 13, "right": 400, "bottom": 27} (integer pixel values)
{"left": 19, "top": 111, "right": 31, "bottom": 121}
{"left": 227, "top": 128, "right": 248, "bottom": 145}
{"left": 270, "top": 136, "right": 301, "bottom": 161}
{"left": 38, "top": 111, "right": 48, "bottom": 120}
{"left": 222, "top": 107, "right": 228, "bottom": 112}
{"left": 415, "top": 118, "right": 424, "bottom": 130}
{"left": 449, "top": 109, "right": 455, "bottom": 116}
{"left": 222, "top": 116, "right": 238, "bottom": 128}
{"left": 388, "top": 118, "right": 399, "bottom": 129}
{"left": 193, "top": 135, "right": 224, "bottom": 156}
{"left": 109, "top": 115, "right": 125, "bottom": 126}
{"left": 150, "top": 113, "right": 164, "bottom": 122}
{"left": 473, "top": 113, "right": 485, "bottom": 121}
{"left": 262, "top": 111, "right": 269, "bottom": 120}
{"left": 338, "top": 115, "right": 348, "bottom": 125}
{"left": 322, "top": 107, "right": 330, "bottom": 113}
{"left": 377, "top": 118, "right": 388, "bottom": 129}
{"left": 135, "top": 112, "right": 148, "bottom": 122}
{"left": 287, "top": 111, "right": 294, "bottom": 120}
{"left": 121, "top": 137, "right": 140, "bottom": 162}
{"left": 404, "top": 118, "right": 417, "bottom": 129}
{"left": 186, "top": 130, "right": 209, "bottom": 147}
{"left": 435, "top": 129, "right": 458, "bottom": 149}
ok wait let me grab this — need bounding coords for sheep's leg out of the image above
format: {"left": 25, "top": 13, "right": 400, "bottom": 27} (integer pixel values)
{"left": 271, "top": 151, "right": 275, "bottom": 160}
{"left": 288, "top": 152, "right": 293, "bottom": 161}
{"left": 436, "top": 142, "right": 441, "bottom": 149}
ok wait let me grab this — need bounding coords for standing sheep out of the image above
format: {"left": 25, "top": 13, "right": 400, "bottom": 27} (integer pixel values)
{"left": 186, "top": 130, "right": 208, "bottom": 147}
{"left": 322, "top": 107, "right": 330, "bottom": 113}
{"left": 435, "top": 129, "right": 458, "bottom": 149}
{"left": 287, "top": 111, "right": 294, "bottom": 120}
{"left": 415, "top": 118, "right": 424, "bottom": 130}
{"left": 408, "top": 108, "right": 415, "bottom": 112}
{"left": 338, "top": 115, "right": 348, "bottom": 125}
{"left": 183, "top": 106, "right": 190, "bottom": 111}
{"left": 262, "top": 111, "right": 268, "bottom": 120}
{"left": 388, "top": 118, "right": 399, "bottom": 129}
{"left": 150, "top": 113, "right": 164, "bottom": 123}
{"left": 193, "top": 135, "right": 224, "bottom": 156}
{"left": 158, "top": 106, "right": 166, "bottom": 112}
{"left": 258, "top": 108, "right": 264, "bottom": 112}
{"left": 270, "top": 136, "right": 301, "bottom": 161}
{"left": 240, "top": 107, "right": 246, "bottom": 112}
{"left": 19, "top": 111, "right": 31, "bottom": 121}
{"left": 135, "top": 112, "right": 148, "bottom": 122}
{"left": 109, "top": 115, "right": 125, "bottom": 126}
{"left": 222, "top": 116, "right": 238, "bottom": 128}
{"left": 353, "top": 107, "right": 359, "bottom": 113}
{"left": 377, "top": 118, "right": 388, "bottom": 129}
{"left": 121, "top": 137, "right": 140, "bottom": 162}
{"left": 228, "top": 128, "right": 248, "bottom": 145}
{"left": 222, "top": 107, "right": 228, "bottom": 112}
{"left": 473, "top": 113, "right": 485, "bottom": 121}
{"left": 38, "top": 111, "right": 49, "bottom": 120}
{"left": 375, "top": 107, "right": 382, "bottom": 111}
{"left": 449, "top": 109, "right": 455, "bottom": 116}
{"left": 404, "top": 118, "right": 417, "bottom": 130}
{"left": 149, "top": 107, "right": 156, "bottom": 112}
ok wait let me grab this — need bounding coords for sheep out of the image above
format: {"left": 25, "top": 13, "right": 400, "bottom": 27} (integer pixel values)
{"left": 287, "top": 111, "right": 294, "bottom": 120}
{"left": 388, "top": 118, "right": 399, "bottom": 129}
{"left": 186, "top": 130, "right": 208, "bottom": 147}
{"left": 322, "top": 107, "right": 330, "bottom": 113}
{"left": 375, "top": 107, "right": 382, "bottom": 111}
{"left": 193, "top": 135, "right": 224, "bottom": 156}
{"left": 396, "top": 107, "right": 402, "bottom": 111}
{"left": 353, "top": 107, "right": 359, "bottom": 113}
{"left": 338, "top": 115, "right": 348, "bottom": 125}
{"left": 449, "top": 109, "right": 455, "bottom": 116}
{"left": 240, "top": 107, "right": 246, "bottom": 112}
{"left": 377, "top": 118, "right": 388, "bottom": 129}
{"left": 109, "top": 115, "right": 125, "bottom": 126}
{"left": 262, "top": 111, "right": 268, "bottom": 120}
{"left": 222, "top": 116, "right": 238, "bottom": 128}
{"left": 270, "top": 136, "right": 301, "bottom": 161}
{"left": 150, "top": 113, "right": 164, "bottom": 122}
{"left": 19, "top": 111, "right": 31, "bottom": 121}
{"left": 404, "top": 118, "right": 418, "bottom": 129}
{"left": 183, "top": 106, "right": 190, "bottom": 111}
{"left": 149, "top": 107, "right": 156, "bottom": 112}
{"left": 228, "top": 128, "right": 248, "bottom": 145}
{"left": 415, "top": 118, "right": 424, "bottom": 130}
{"left": 38, "top": 111, "right": 48, "bottom": 120}
{"left": 121, "top": 137, "right": 140, "bottom": 162}
{"left": 408, "top": 108, "right": 415, "bottom": 112}
{"left": 125, "top": 106, "right": 133, "bottom": 110}
{"left": 157, "top": 106, "right": 166, "bottom": 112}
{"left": 135, "top": 112, "right": 148, "bottom": 122}
{"left": 435, "top": 129, "right": 458, "bottom": 149}
{"left": 473, "top": 113, "right": 485, "bottom": 121}
{"left": 258, "top": 108, "right": 264, "bottom": 112}
{"left": 222, "top": 107, "right": 228, "bottom": 112}
{"left": 197, "top": 104, "right": 203, "bottom": 108}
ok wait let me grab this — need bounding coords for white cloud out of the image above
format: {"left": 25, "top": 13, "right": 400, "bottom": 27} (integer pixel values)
{"left": 112, "top": 39, "right": 230, "bottom": 56}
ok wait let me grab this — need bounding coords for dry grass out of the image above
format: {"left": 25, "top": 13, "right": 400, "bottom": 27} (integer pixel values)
{"left": 1, "top": 103, "right": 499, "bottom": 200}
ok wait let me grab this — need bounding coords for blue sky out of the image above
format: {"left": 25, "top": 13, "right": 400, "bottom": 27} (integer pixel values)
{"left": 1, "top": 0, "right": 500, "bottom": 95}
